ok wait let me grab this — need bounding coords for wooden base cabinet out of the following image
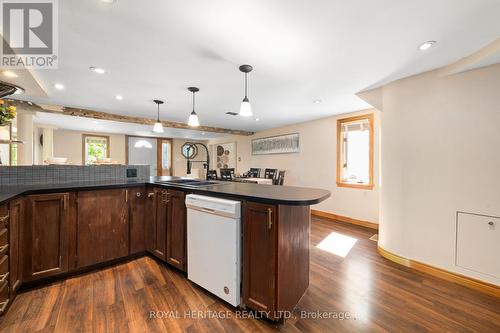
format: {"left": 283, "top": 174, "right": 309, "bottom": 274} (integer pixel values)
{"left": 166, "top": 189, "right": 186, "bottom": 271}
{"left": 145, "top": 187, "right": 187, "bottom": 272}
{"left": 76, "top": 189, "right": 129, "bottom": 268}
{"left": 0, "top": 203, "right": 10, "bottom": 315}
{"left": 243, "top": 203, "right": 311, "bottom": 320}
{"left": 243, "top": 202, "right": 277, "bottom": 313}
{"left": 146, "top": 188, "right": 168, "bottom": 260}
{"left": 22, "top": 193, "right": 70, "bottom": 282}
{"left": 128, "top": 187, "right": 146, "bottom": 254}
{"left": 8, "top": 199, "right": 22, "bottom": 295}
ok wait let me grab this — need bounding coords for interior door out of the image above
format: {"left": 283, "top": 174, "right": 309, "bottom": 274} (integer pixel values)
{"left": 127, "top": 137, "right": 157, "bottom": 176}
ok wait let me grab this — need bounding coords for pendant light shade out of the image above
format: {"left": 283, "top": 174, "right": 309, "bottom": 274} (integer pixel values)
{"left": 187, "top": 87, "right": 200, "bottom": 127}
{"left": 152, "top": 99, "right": 164, "bottom": 133}
{"left": 239, "top": 64, "right": 253, "bottom": 117}
{"left": 153, "top": 122, "right": 164, "bottom": 133}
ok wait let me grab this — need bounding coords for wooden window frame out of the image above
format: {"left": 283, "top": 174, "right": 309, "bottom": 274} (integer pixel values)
{"left": 82, "top": 134, "right": 110, "bottom": 165}
{"left": 336, "top": 113, "right": 374, "bottom": 190}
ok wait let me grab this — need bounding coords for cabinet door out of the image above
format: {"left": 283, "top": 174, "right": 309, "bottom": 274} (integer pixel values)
{"left": 146, "top": 188, "right": 168, "bottom": 261}
{"left": 76, "top": 189, "right": 128, "bottom": 267}
{"left": 243, "top": 202, "right": 277, "bottom": 313}
{"left": 8, "top": 198, "right": 22, "bottom": 294}
{"left": 456, "top": 212, "right": 500, "bottom": 278}
{"left": 23, "top": 193, "right": 69, "bottom": 281}
{"left": 166, "top": 190, "right": 186, "bottom": 271}
{"left": 128, "top": 187, "right": 146, "bottom": 254}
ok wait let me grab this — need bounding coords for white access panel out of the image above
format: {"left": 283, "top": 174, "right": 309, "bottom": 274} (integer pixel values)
{"left": 186, "top": 195, "right": 241, "bottom": 306}
{"left": 456, "top": 212, "right": 500, "bottom": 278}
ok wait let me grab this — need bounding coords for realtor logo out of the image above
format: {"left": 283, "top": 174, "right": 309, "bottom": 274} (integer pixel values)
{"left": 1, "top": 0, "right": 58, "bottom": 68}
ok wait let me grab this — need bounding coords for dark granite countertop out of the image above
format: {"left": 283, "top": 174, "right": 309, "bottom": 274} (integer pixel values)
{"left": 0, "top": 176, "right": 330, "bottom": 206}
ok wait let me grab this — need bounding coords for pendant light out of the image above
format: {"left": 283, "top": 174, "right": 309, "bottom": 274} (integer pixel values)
{"left": 187, "top": 87, "right": 200, "bottom": 127}
{"left": 152, "top": 99, "right": 164, "bottom": 133}
{"left": 239, "top": 64, "right": 253, "bottom": 117}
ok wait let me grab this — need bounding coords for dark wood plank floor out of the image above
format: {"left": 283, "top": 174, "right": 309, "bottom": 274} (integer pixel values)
{"left": 1, "top": 217, "right": 499, "bottom": 333}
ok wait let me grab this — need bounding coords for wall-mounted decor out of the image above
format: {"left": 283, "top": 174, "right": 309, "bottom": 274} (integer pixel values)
{"left": 252, "top": 133, "right": 300, "bottom": 155}
{"left": 214, "top": 142, "right": 236, "bottom": 170}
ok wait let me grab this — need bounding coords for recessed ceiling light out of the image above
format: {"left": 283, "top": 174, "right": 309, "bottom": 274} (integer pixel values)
{"left": 100, "top": 0, "right": 116, "bottom": 4}
{"left": 2, "top": 70, "right": 18, "bottom": 78}
{"left": 89, "top": 66, "right": 106, "bottom": 74}
{"left": 54, "top": 83, "right": 65, "bottom": 90}
{"left": 313, "top": 99, "right": 322, "bottom": 104}
{"left": 115, "top": 95, "right": 123, "bottom": 100}
{"left": 255, "top": 118, "right": 260, "bottom": 121}
{"left": 418, "top": 41, "right": 437, "bottom": 51}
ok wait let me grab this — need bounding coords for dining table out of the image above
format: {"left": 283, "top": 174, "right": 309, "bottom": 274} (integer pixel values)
{"left": 233, "top": 177, "right": 274, "bottom": 185}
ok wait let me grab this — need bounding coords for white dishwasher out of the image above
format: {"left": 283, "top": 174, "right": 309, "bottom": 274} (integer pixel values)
{"left": 186, "top": 194, "right": 241, "bottom": 306}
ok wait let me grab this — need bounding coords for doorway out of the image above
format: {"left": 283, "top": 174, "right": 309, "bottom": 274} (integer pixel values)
{"left": 126, "top": 136, "right": 172, "bottom": 176}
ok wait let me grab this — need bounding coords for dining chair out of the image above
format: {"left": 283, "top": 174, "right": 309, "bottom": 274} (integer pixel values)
{"left": 264, "top": 168, "right": 278, "bottom": 180}
{"left": 207, "top": 170, "right": 218, "bottom": 180}
{"left": 220, "top": 168, "right": 235, "bottom": 181}
{"left": 248, "top": 168, "right": 261, "bottom": 178}
{"left": 275, "top": 170, "right": 285, "bottom": 185}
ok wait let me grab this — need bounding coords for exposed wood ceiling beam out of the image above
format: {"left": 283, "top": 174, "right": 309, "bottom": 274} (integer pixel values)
{"left": 7, "top": 99, "right": 255, "bottom": 136}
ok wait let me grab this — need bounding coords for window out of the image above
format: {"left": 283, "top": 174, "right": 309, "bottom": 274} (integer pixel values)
{"left": 337, "top": 114, "right": 374, "bottom": 189}
{"left": 83, "top": 135, "right": 109, "bottom": 165}
{"left": 158, "top": 139, "right": 172, "bottom": 176}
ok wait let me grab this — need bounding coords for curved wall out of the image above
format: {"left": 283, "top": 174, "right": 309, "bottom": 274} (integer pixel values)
{"left": 378, "top": 64, "right": 500, "bottom": 285}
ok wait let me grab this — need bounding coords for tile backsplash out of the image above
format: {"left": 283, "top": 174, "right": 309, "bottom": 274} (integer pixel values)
{"left": 0, "top": 165, "right": 150, "bottom": 186}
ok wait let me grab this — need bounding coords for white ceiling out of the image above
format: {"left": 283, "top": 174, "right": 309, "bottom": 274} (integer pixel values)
{"left": 33, "top": 112, "right": 226, "bottom": 141}
{"left": 12, "top": 0, "right": 500, "bottom": 133}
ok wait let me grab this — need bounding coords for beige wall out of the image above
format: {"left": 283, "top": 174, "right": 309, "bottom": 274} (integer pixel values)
{"left": 373, "top": 63, "right": 500, "bottom": 286}
{"left": 53, "top": 129, "right": 126, "bottom": 165}
{"left": 172, "top": 139, "right": 208, "bottom": 178}
{"left": 208, "top": 109, "right": 380, "bottom": 223}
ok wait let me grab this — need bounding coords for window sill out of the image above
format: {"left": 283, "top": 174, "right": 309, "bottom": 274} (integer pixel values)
{"left": 336, "top": 182, "right": 374, "bottom": 190}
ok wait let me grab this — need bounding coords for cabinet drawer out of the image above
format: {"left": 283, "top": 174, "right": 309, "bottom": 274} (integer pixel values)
{"left": 456, "top": 212, "right": 500, "bottom": 278}
{"left": 0, "top": 210, "right": 7, "bottom": 230}
{"left": 0, "top": 254, "right": 7, "bottom": 276}
{"left": 0, "top": 279, "right": 9, "bottom": 314}
{"left": 0, "top": 279, "right": 7, "bottom": 300}
{"left": 0, "top": 228, "right": 7, "bottom": 249}
{"left": 0, "top": 243, "right": 7, "bottom": 258}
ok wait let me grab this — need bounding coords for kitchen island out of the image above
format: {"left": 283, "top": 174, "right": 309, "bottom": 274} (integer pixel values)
{"left": 0, "top": 176, "right": 330, "bottom": 320}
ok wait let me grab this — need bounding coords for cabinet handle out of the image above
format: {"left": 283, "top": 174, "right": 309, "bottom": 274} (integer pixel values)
{"left": 0, "top": 214, "right": 8, "bottom": 222}
{"left": 148, "top": 192, "right": 155, "bottom": 198}
{"left": 125, "top": 190, "right": 128, "bottom": 203}
{"left": 0, "top": 272, "right": 9, "bottom": 284}
{"left": 136, "top": 192, "right": 141, "bottom": 198}
{"left": 488, "top": 221, "right": 495, "bottom": 226}
{"left": 267, "top": 208, "right": 273, "bottom": 230}
{"left": 63, "top": 195, "right": 68, "bottom": 210}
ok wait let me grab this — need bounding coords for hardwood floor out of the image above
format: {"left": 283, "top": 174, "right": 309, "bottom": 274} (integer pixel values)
{"left": 1, "top": 217, "right": 499, "bottom": 332}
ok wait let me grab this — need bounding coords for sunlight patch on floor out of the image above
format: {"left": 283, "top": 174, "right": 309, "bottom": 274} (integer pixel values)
{"left": 316, "top": 232, "right": 358, "bottom": 257}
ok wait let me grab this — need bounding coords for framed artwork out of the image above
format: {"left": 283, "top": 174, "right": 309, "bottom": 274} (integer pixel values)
{"left": 214, "top": 142, "right": 236, "bottom": 170}
{"left": 251, "top": 133, "right": 300, "bottom": 155}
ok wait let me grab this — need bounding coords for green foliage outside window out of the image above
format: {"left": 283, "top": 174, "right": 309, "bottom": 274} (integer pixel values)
{"left": 85, "top": 137, "right": 108, "bottom": 164}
